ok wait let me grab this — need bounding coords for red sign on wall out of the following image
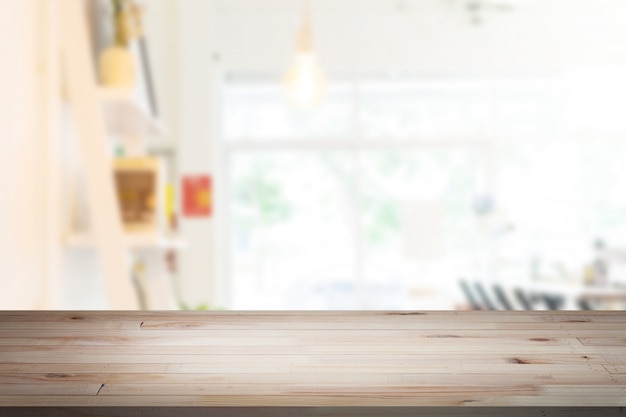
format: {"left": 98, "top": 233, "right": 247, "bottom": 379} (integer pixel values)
{"left": 182, "top": 175, "right": 212, "bottom": 217}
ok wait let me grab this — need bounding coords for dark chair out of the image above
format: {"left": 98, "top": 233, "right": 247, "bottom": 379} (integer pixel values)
{"left": 474, "top": 282, "right": 497, "bottom": 310}
{"left": 459, "top": 279, "right": 482, "bottom": 310}
{"left": 542, "top": 293, "right": 565, "bottom": 310}
{"left": 492, "top": 284, "right": 514, "bottom": 310}
{"left": 514, "top": 288, "right": 534, "bottom": 310}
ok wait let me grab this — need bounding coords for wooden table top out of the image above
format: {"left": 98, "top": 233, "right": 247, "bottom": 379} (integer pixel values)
{"left": 0, "top": 311, "right": 625, "bottom": 412}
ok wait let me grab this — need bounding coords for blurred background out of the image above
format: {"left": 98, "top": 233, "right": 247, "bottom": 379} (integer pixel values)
{"left": 2, "top": 0, "right": 626, "bottom": 310}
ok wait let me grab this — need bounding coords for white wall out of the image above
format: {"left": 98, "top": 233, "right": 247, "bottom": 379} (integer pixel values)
{"left": 174, "top": 1, "right": 224, "bottom": 308}
{"left": 0, "top": 0, "right": 47, "bottom": 308}
{"left": 212, "top": 0, "right": 626, "bottom": 74}
{"left": 142, "top": 0, "right": 224, "bottom": 308}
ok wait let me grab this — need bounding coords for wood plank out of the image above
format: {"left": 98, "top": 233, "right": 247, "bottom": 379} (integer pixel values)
{"left": 604, "top": 364, "right": 626, "bottom": 374}
{"left": 96, "top": 382, "right": 542, "bottom": 397}
{"left": 0, "top": 351, "right": 613, "bottom": 364}
{"left": 0, "top": 363, "right": 177, "bottom": 374}
{"left": 0, "top": 407, "right": 623, "bottom": 417}
{"left": 0, "top": 394, "right": 549, "bottom": 406}
{"left": 1, "top": 311, "right": 626, "bottom": 331}
{"left": 1, "top": 371, "right": 623, "bottom": 386}
{"left": 2, "top": 320, "right": 625, "bottom": 331}
{"left": 0, "top": 350, "right": 617, "bottom": 361}
{"left": 0, "top": 361, "right": 606, "bottom": 375}
{"left": 176, "top": 362, "right": 608, "bottom": 374}
{"left": 484, "top": 386, "right": 626, "bottom": 406}
{"left": 1, "top": 310, "right": 625, "bottom": 319}
{"left": 0, "top": 383, "right": 101, "bottom": 396}
{"left": 578, "top": 337, "right": 626, "bottom": 346}
{"left": 137, "top": 319, "right": 626, "bottom": 331}
{"left": 0, "top": 341, "right": 600, "bottom": 356}
{"left": 0, "top": 333, "right": 586, "bottom": 345}
{"left": 0, "top": 392, "right": 619, "bottom": 407}
{"left": 0, "top": 329, "right": 624, "bottom": 346}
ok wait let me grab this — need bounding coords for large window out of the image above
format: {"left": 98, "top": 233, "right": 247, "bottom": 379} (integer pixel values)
{"left": 220, "top": 73, "right": 626, "bottom": 309}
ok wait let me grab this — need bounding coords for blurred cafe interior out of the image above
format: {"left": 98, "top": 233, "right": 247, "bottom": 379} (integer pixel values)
{"left": 2, "top": 0, "right": 626, "bottom": 311}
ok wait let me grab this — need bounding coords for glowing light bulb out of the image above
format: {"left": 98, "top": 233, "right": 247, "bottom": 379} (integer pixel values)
{"left": 284, "top": 53, "right": 326, "bottom": 108}
{"left": 283, "top": 4, "right": 326, "bottom": 108}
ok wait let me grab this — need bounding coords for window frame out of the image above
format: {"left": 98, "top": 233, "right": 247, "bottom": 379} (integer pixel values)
{"left": 215, "top": 72, "right": 498, "bottom": 309}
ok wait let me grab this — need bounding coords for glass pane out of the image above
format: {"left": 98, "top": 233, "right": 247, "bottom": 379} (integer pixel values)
{"left": 359, "top": 79, "right": 492, "bottom": 138}
{"left": 357, "top": 148, "right": 490, "bottom": 309}
{"left": 562, "top": 75, "right": 626, "bottom": 135}
{"left": 229, "top": 151, "right": 357, "bottom": 309}
{"left": 494, "top": 78, "right": 563, "bottom": 138}
{"left": 222, "top": 82, "right": 354, "bottom": 140}
{"left": 498, "top": 139, "right": 626, "bottom": 287}
{"left": 495, "top": 75, "right": 626, "bottom": 138}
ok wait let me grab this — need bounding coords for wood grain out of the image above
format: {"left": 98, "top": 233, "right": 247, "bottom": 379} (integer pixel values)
{"left": 0, "top": 311, "right": 624, "bottom": 415}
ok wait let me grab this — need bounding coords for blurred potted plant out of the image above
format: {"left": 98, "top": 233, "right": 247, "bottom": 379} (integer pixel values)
{"left": 178, "top": 302, "right": 224, "bottom": 311}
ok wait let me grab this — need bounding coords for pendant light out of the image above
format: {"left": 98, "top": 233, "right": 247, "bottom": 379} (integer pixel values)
{"left": 283, "top": 0, "right": 326, "bottom": 108}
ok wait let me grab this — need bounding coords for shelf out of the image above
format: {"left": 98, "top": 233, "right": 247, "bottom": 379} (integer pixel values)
{"left": 99, "top": 87, "right": 166, "bottom": 137}
{"left": 66, "top": 232, "right": 187, "bottom": 250}
{"left": 147, "top": 142, "right": 177, "bottom": 154}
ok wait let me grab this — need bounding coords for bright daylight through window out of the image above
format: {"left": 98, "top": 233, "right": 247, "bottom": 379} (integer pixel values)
{"left": 221, "top": 72, "right": 626, "bottom": 309}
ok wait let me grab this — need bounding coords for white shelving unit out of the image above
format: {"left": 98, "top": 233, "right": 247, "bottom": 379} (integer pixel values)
{"left": 65, "top": 87, "right": 185, "bottom": 251}
{"left": 66, "top": 232, "right": 187, "bottom": 250}
{"left": 99, "top": 87, "right": 166, "bottom": 137}
{"left": 59, "top": 0, "right": 184, "bottom": 308}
